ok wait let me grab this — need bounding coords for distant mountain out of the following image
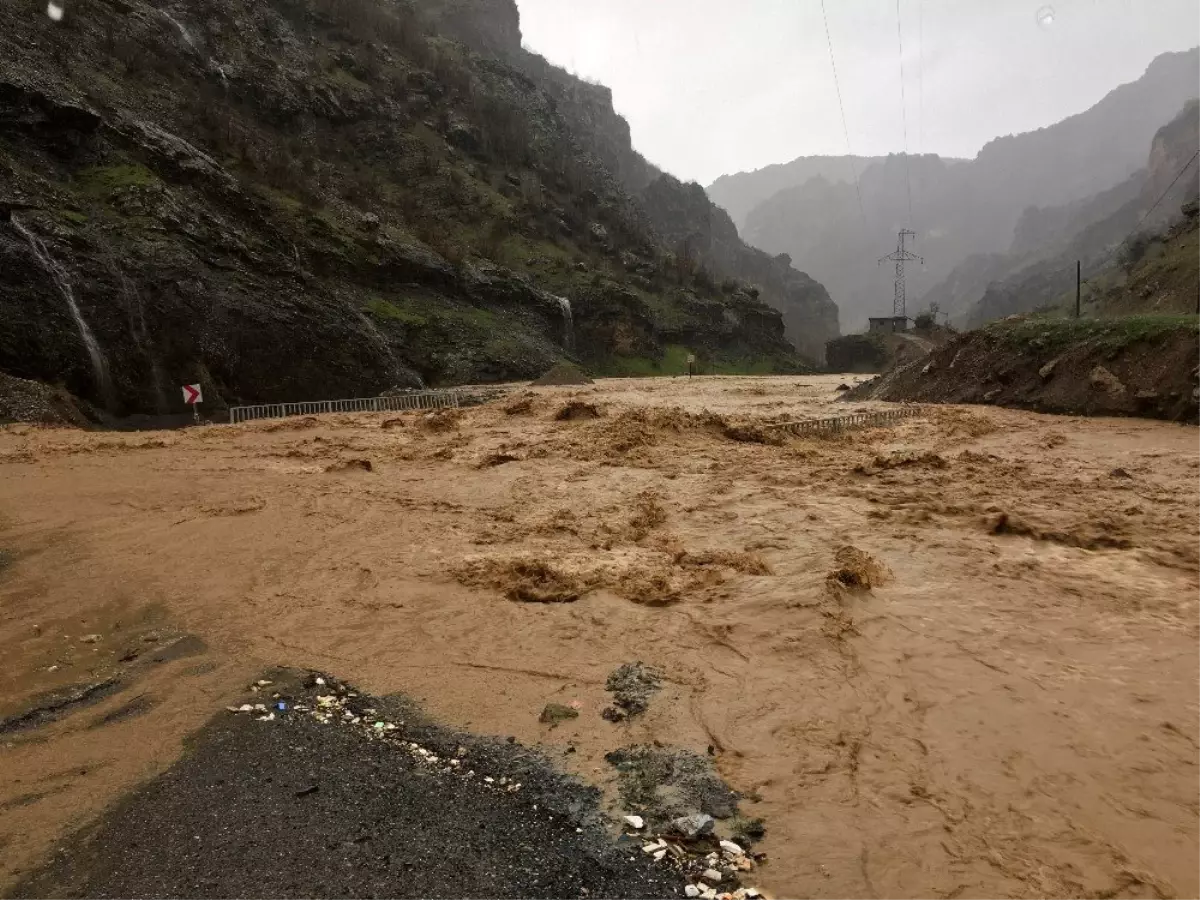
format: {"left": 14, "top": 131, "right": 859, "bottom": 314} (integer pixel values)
{"left": 947, "top": 98, "right": 1199, "bottom": 325}
{"left": 707, "top": 156, "right": 890, "bottom": 233}
{"left": 715, "top": 48, "right": 1199, "bottom": 331}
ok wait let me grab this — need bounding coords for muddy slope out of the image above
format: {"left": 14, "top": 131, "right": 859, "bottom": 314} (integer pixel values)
{"left": 847, "top": 317, "right": 1199, "bottom": 422}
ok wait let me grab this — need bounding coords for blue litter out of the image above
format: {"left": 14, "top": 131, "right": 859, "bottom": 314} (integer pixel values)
{"left": 276, "top": 702, "right": 287, "bottom": 711}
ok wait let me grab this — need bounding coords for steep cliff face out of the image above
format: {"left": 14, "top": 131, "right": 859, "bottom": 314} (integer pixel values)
{"left": 426, "top": 0, "right": 840, "bottom": 360}
{"left": 0, "top": 0, "right": 821, "bottom": 417}
{"left": 638, "top": 177, "right": 838, "bottom": 361}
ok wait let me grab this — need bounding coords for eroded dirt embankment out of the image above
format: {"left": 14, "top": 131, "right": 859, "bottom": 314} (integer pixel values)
{"left": 847, "top": 317, "right": 1199, "bottom": 422}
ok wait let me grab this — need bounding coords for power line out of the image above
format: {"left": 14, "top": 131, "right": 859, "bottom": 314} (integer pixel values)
{"left": 1120, "top": 150, "right": 1199, "bottom": 248}
{"left": 918, "top": 0, "right": 924, "bottom": 158}
{"left": 819, "top": 0, "right": 868, "bottom": 232}
{"left": 1083, "top": 149, "right": 1199, "bottom": 286}
{"left": 894, "top": 0, "right": 915, "bottom": 229}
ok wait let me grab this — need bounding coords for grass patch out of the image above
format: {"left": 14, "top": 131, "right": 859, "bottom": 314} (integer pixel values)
{"left": 75, "top": 164, "right": 159, "bottom": 198}
{"left": 595, "top": 345, "right": 692, "bottom": 377}
{"left": 364, "top": 294, "right": 499, "bottom": 332}
{"left": 56, "top": 209, "right": 89, "bottom": 225}
{"left": 363, "top": 297, "right": 429, "bottom": 327}
{"left": 984, "top": 314, "right": 1199, "bottom": 352}
{"left": 325, "top": 66, "right": 369, "bottom": 91}
{"left": 253, "top": 184, "right": 306, "bottom": 216}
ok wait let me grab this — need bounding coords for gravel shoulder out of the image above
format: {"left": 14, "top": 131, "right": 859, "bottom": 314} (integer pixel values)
{"left": 10, "top": 669, "right": 681, "bottom": 900}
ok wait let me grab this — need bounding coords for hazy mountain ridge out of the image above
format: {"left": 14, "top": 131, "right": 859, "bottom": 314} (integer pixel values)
{"left": 711, "top": 47, "right": 1199, "bottom": 331}
{"left": 707, "top": 155, "right": 890, "bottom": 233}
{"left": 956, "top": 98, "right": 1199, "bottom": 325}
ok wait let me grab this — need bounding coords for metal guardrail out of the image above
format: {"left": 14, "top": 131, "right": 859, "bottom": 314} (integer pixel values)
{"left": 228, "top": 390, "right": 464, "bottom": 424}
{"left": 763, "top": 406, "right": 921, "bottom": 436}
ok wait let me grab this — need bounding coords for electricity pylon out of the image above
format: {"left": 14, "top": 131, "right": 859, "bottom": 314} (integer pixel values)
{"left": 879, "top": 229, "right": 923, "bottom": 320}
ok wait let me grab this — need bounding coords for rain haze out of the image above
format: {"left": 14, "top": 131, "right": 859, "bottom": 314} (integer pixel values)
{"left": 515, "top": 0, "right": 1200, "bottom": 184}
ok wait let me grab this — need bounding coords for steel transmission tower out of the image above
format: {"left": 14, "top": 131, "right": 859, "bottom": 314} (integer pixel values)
{"left": 879, "top": 229, "right": 923, "bottom": 320}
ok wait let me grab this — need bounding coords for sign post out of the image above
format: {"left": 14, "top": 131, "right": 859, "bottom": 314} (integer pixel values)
{"left": 686, "top": 353, "right": 696, "bottom": 378}
{"left": 182, "top": 383, "right": 203, "bottom": 423}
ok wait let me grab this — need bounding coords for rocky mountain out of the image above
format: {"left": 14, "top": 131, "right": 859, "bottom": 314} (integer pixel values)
{"left": 425, "top": 2, "right": 839, "bottom": 362}
{"left": 706, "top": 155, "right": 892, "bottom": 234}
{"left": 930, "top": 98, "right": 1199, "bottom": 325}
{"left": 717, "top": 48, "right": 1199, "bottom": 331}
{"left": 0, "top": 0, "right": 837, "bottom": 418}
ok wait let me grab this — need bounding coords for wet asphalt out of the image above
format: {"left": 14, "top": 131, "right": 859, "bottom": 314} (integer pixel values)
{"left": 10, "top": 670, "right": 680, "bottom": 899}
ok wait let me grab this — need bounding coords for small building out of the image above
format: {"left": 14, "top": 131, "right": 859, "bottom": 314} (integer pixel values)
{"left": 868, "top": 316, "right": 909, "bottom": 333}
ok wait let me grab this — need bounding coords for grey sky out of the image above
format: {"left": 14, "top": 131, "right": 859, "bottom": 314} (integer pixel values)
{"left": 514, "top": 1, "right": 1200, "bottom": 185}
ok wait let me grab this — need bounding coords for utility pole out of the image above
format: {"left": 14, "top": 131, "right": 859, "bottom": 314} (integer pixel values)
{"left": 879, "top": 229, "right": 923, "bottom": 328}
{"left": 1080, "top": 260, "right": 1089, "bottom": 321}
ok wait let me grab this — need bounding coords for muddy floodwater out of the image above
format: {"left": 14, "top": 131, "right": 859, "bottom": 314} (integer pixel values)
{"left": 1, "top": 375, "right": 1196, "bottom": 898}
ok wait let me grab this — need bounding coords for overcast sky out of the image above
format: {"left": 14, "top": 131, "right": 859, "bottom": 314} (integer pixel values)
{"left": 514, "top": 0, "right": 1200, "bottom": 185}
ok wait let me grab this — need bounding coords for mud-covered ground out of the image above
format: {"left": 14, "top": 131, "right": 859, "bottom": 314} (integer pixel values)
{"left": 1, "top": 375, "right": 1197, "bottom": 898}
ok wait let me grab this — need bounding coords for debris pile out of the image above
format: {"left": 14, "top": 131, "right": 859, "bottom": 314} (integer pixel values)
{"left": 603, "top": 662, "right": 663, "bottom": 721}
{"left": 532, "top": 363, "right": 594, "bottom": 386}
{"left": 620, "top": 815, "right": 767, "bottom": 900}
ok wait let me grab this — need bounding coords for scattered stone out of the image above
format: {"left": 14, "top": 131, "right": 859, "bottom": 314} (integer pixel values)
{"left": 702, "top": 869, "right": 723, "bottom": 884}
{"left": 80, "top": 634, "right": 101, "bottom": 644}
{"left": 1089, "top": 365, "right": 1126, "bottom": 396}
{"left": 553, "top": 399, "right": 602, "bottom": 420}
{"left": 724, "top": 820, "right": 763, "bottom": 849}
{"left": 982, "top": 388, "right": 1001, "bottom": 401}
{"left": 671, "top": 813, "right": 715, "bottom": 838}
{"left": 719, "top": 840, "right": 744, "bottom": 855}
{"left": 602, "top": 661, "right": 662, "bottom": 722}
{"left": 623, "top": 815, "right": 645, "bottom": 830}
{"left": 653, "top": 849, "right": 667, "bottom": 861}
{"left": 835, "top": 383, "right": 850, "bottom": 391}
{"left": 685, "top": 885, "right": 702, "bottom": 898}
{"left": 701, "top": 889, "right": 717, "bottom": 900}
{"left": 538, "top": 703, "right": 580, "bottom": 727}
{"left": 1110, "top": 467, "right": 1132, "bottom": 479}
{"left": 1038, "top": 359, "right": 1058, "bottom": 380}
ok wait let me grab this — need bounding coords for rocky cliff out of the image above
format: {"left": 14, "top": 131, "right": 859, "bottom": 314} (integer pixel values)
{"left": 424, "top": 0, "right": 839, "bottom": 361}
{"left": 0, "top": 0, "right": 836, "bottom": 418}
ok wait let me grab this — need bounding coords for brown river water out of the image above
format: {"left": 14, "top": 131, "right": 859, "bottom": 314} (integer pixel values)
{"left": 1, "top": 375, "right": 1196, "bottom": 898}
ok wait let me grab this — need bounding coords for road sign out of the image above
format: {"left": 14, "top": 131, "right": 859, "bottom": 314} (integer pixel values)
{"left": 182, "top": 384, "right": 203, "bottom": 405}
